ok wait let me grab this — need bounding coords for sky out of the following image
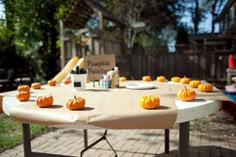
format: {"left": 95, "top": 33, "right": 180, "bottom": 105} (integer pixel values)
{"left": 180, "top": 12, "right": 218, "bottom": 33}
{"left": 180, "top": 0, "right": 227, "bottom": 33}
{"left": 0, "top": 3, "right": 4, "bottom": 19}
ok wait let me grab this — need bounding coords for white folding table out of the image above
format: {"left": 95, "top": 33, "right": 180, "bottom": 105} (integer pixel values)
{"left": 2, "top": 81, "right": 226, "bottom": 157}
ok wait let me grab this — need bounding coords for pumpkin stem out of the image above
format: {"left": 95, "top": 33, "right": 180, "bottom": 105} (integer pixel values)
{"left": 184, "top": 86, "right": 187, "bottom": 91}
{"left": 74, "top": 96, "right": 77, "bottom": 100}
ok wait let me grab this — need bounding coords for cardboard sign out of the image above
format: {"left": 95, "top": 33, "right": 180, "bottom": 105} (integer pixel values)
{"left": 84, "top": 54, "right": 116, "bottom": 80}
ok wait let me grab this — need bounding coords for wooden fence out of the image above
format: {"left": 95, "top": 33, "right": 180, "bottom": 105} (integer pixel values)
{"left": 128, "top": 50, "right": 230, "bottom": 85}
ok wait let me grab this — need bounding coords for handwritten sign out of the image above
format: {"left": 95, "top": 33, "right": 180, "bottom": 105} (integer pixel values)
{"left": 84, "top": 54, "right": 115, "bottom": 80}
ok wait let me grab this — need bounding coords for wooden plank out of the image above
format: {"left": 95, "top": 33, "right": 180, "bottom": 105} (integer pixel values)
{"left": 128, "top": 51, "right": 231, "bottom": 84}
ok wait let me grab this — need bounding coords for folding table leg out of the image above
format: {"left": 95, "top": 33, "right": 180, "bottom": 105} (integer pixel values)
{"left": 83, "top": 129, "right": 88, "bottom": 148}
{"left": 22, "top": 123, "right": 32, "bottom": 157}
{"left": 164, "top": 129, "right": 169, "bottom": 154}
{"left": 179, "top": 122, "right": 189, "bottom": 157}
{"left": 80, "top": 130, "right": 117, "bottom": 157}
{"left": 22, "top": 123, "right": 77, "bottom": 157}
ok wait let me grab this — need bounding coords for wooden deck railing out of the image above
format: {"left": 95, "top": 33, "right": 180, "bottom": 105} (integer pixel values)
{"left": 128, "top": 50, "right": 231, "bottom": 86}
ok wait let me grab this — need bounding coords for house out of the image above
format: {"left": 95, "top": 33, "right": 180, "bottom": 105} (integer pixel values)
{"left": 176, "top": 0, "right": 236, "bottom": 54}
{"left": 217, "top": 0, "right": 236, "bottom": 35}
{"left": 60, "top": 0, "right": 129, "bottom": 75}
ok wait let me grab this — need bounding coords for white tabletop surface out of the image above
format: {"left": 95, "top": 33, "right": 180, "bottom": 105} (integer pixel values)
{"left": 3, "top": 95, "right": 222, "bottom": 125}
{"left": 2, "top": 80, "right": 227, "bottom": 129}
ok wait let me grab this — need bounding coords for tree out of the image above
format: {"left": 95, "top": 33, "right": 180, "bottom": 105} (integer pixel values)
{"left": 103, "top": 0, "right": 177, "bottom": 48}
{"left": 201, "top": 0, "right": 226, "bottom": 33}
{"left": 1, "top": 0, "right": 68, "bottom": 82}
{"left": 174, "top": 0, "right": 207, "bottom": 34}
{"left": 176, "top": 25, "right": 189, "bottom": 44}
{"left": 192, "top": 0, "right": 202, "bottom": 34}
{"left": 174, "top": 0, "right": 227, "bottom": 34}
{"left": 0, "top": 0, "right": 19, "bottom": 71}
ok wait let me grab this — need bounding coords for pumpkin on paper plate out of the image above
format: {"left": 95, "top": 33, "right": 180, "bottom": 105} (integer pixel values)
{"left": 180, "top": 76, "right": 191, "bottom": 84}
{"left": 66, "top": 96, "right": 86, "bottom": 110}
{"left": 156, "top": 76, "right": 166, "bottom": 82}
{"left": 63, "top": 78, "right": 71, "bottom": 85}
{"left": 177, "top": 87, "right": 196, "bottom": 101}
{"left": 16, "top": 91, "right": 30, "bottom": 101}
{"left": 171, "top": 76, "right": 180, "bottom": 83}
{"left": 17, "top": 85, "right": 30, "bottom": 92}
{"left": 142, "top": 75, "right": 152, "bottom": 81}
{"left": 119, "top": 76, "right": 127, "bottom": 82}
{"left": 47, "top": 80, "right": 56, "bottom": 86}
{"left": 189, "top": 80, "right": 201, "bottom": 88}
{"left": 139, "top": 95, "right": 160, "bottom": 109}
{"left": 198, "top": 83, "right": 213, "bottom": 92}
{"left": 31, "top": 82, "right": 41, "bottom": 89}
{"left": 36, "top": 95, "right": 54, "bottom": 108}
{"left": 86, "top": 79, "right": 91, "bottom": 83}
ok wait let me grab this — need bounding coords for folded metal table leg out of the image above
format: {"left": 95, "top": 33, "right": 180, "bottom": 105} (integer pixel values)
{"left": 83, "top": 129, "right": 88, "bottom": 148}
{"left": 80, "top": 130, "right": 117, "bottom": 157}
{"left": 22, "top": 123, "right": 32, "bottom": 157}
{"left": 179, "top": 122, "right": 189, "bottom": 157}
{"left": 22, "top": 123, "right": 77, "bottom": 157}
{"left": 165, "top": 129, "right": 169, "bottom": 154}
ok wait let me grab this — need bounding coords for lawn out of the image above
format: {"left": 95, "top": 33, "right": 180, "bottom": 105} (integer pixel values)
{"left": 0, "top": 113, "right": 51, "bottom": 153}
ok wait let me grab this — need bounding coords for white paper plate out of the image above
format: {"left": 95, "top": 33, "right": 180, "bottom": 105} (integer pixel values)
{"left": 125, "top": 83, "right": 155, "bottom": 90}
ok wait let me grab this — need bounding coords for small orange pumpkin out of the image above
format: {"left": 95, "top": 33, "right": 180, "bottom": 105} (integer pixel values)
{"left": 180, "top": 76, "right": 191, "bottom": 84}
{"left": 63, "top": 79, "right": 71, "bottom": 85}
{"left": 119, "top": 76, "right": 127, "bottom": 82}
{"left": 171, "top": 76, "right": 180, "bottom": 83}
{"left": 66, "top": 96, "right": 86, "bottom": 110}
{"left": 198, "top": 83, "right": 213, "bottom": 92}
{"left": 156, "top": 76, "right": 166, "bottom": 82}
{"left": 17, "top": 85, "right": 30, "bottom": 92}
{"left": 142, "top": 75, "right": 152, "bottom": 81}
{"left": 36, "top": 95, "right": 54, "bottom": 108}
{"left": 189, "top": 80, "right": 201, "bottom": 88}
{"left": 177, "top": 87, "right": 196, "bottom": 101}
{"left": 139, "top": 95, "right": 160, "bottom": 109}
{"left": 31, "top": 82, "right": 41, "bottom": 89}
{"left": 16, "top": 91, "right": 30, "bottom": 101}
{"left": 47, "top": 80, "right": 56, "bottom": 86}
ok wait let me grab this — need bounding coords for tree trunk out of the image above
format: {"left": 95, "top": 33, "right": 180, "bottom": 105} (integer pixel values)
{"left": 48, "top": 26, "right": 58, "bottom": 79}
{"left": 192, "top": 0, "right": 200, "bottom": 34}
{"left": 47, "top": 10, "right": 59, "bottom": 80}
{"left": 4, "top": 0, "right": 17, "bottom": 69}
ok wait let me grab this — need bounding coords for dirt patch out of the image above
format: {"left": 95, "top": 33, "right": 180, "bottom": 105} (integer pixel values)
{"left": 190, "top": 110, "right": 236, "bottom": 137}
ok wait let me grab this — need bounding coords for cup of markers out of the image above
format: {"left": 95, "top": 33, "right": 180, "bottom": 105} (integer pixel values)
{"left": 70, "top": 66, "right": 88, "bottom": 91}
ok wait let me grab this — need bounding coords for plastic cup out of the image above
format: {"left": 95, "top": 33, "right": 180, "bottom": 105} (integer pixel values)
{"left": 70, "top": 74, "right": 88, "bottom": 91}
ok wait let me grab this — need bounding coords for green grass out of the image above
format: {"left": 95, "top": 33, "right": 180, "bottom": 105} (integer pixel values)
{"left": 0, "top": 113, "right": 51, "bottom": 153}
